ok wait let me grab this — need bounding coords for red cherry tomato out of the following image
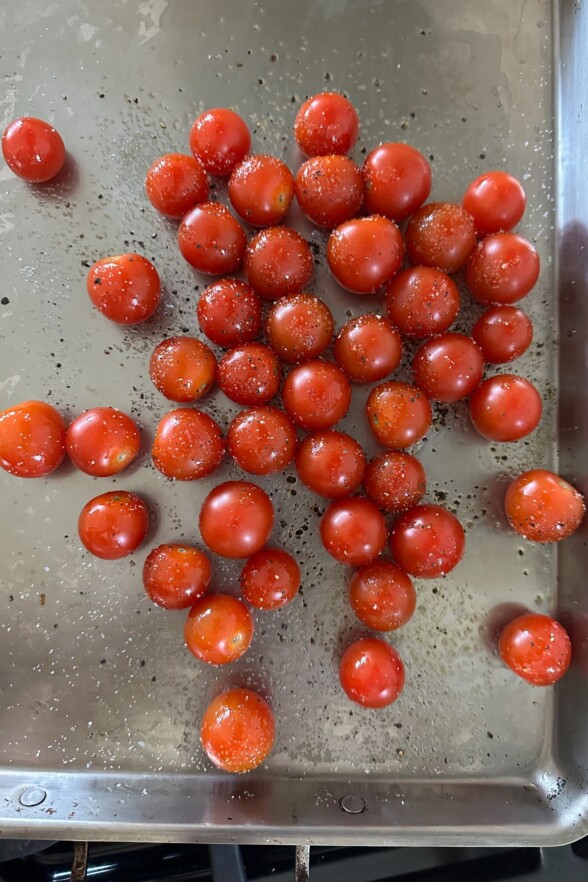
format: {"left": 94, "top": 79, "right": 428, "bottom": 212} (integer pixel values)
{"left": 241, "top": 548, "right": 301, "bottom": 610}
{"left": 78, "top": 491, "right": 149, "bottom": 560}
{"left": 469, "top": 374, "right": 542, "bottom": 442}
{"left": 334, "top": 314, "right": 402, "bottom": 383}
{"left": 200, "top": 687, "right": 275, "bottom": 773}
{"left": 217, "top": 343, "right": 280, "bottom": 406}
{"left": 389, "top": 503, "right": 465, "bottom": 578}
{"left": 294, "top": 92, "right": 359, "bottom": 157}
{"left": 2, "top": 117, "right": 65, "bottom": 182}
{"left": 385, "top": 267, "right": 460, "bottom": 338}
{"left": 366, "top": 382, "right": 432, "bottom": 449}
{"left": 348, "top": 562, "right": 416, "bottom": 631}
{"left": 266, "top": 292, "right": 333, "bottom": 363}
{"left": 294, "top": 155, "right": 363, "bottom": 227}
{"left": 339, "top": 638, "right": 405, "bottom": 708}
{"left": 142, "top": 544, "right": 211, "bottom": 610}
{"left": 463, "top": 171, "right": 526, "bottom": 236}
{"left": 189, "top": 108, "right": 251, "bottom": 176}
{"left": 149, "top": 336, "right": 216, "bottom": 403}
{"left": 320, "top": 497, "right": 387, "bottom": 566}
{"left": 499, "top": 613, "right": 571, "bottom": 686}
{"left": 152, "top": 408, "right": 224, "bottom": 480}
{"left": 406, "top": 202, "right": 476, "bottom": 273}
{"left": 227, "top": 406, "right": 296, "bottom": 475}
{"left": 229, "top": 154, "right": 294, "bottom": 226}
{"left": 178, "top": 202, "right": 247, "bottom": 274}
{"left": 363, "top": 142, "right": 431, "bottom": 221}
{"left": 465, "top": 233, "right": 540, "bottom": 305}
{"left": 244, "top": 227, "right": 313, "bottom": 301}
{"left": 363, "top": 451, "right": 427, "bottom": 513}
{"left": 504, "top": 469, "right": 585, "bottom": 543}
{"left": 145, "top": 153, "right": 209, "bottom": 218}
{"left": 472, "top": 305, "right": 533, "bottom": 364}
{"left": 184, "top": 594, "right": 253, "bottom": 665}
{"left": 197, "top": 279, "right": 262, "bottom": 347}
{"left": 87, "top": 253, "right": 161, "bottom": 325}
{"left": 66, "top": 407, "right": 140, "bottom": 477}
{"left": 199, "top": 481, "right": 274, "bottom": 559}
{"left": 295, "top": 430, "right": 366, "bottom": 498}
{"left": 282, "top": 359, "right": 351, "bottom": 430}
{"left": 0, "top": 400, "right": 66, "bottom": 478}
{"left": 327, "top": 215, "right": 404, "bottom": 294}
{"left": 412, "top": 333, "right": 484, "bottom": 403}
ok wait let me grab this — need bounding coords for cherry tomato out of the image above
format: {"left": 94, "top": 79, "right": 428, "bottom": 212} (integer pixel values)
{"left": 0, "top": 400, "right": 65, "bottom": 478}
{"left": 463, "top": 171, "right": 526, "bottom": 236}
{"left": 465, "top": 233, "right": 540, "bottom": 305}
{"left": 149, "top": 336, "right": 216, "bottom": 403}
{"left": 78, "top": 491, "right": 149, "bottom": 560}
{"left": 282, "top": 359, "right": 351, "bottom": 430}
{"left": 197, "top": 279, "right": 262, "bottom": 347}
{"left": 227, "top": 406, "right": 296, "bottom": 475}
{"left": 295, "top": 430, "right": 366, "bottom": 498}
{"left": 184, "top": 594, "right": 253, "bottom": 665}
{"left": 229, "top": 154, "right": 294, "bottom": 226}
{"left": 201, "top": 687, "right": 275, "bottom": 773}
{"left": 145, "top": 153, "right": 209, "bottom": 218}
{"left": 363, "top": 451, "right": 427, "bottom": 513}
{"left": 2, "top": 117, "right": 65, "bottom": 182}
{"left": 266, "top": 292, "right": 333, "bottom": 363}
{"left": 504, "top": 469, "right": 585, "bottom": 542}
{"left": 294, "top": 155, "right": 363, "bottom": 227}
{"left": 348, "top": 562, "right": 416, "bottom": 631}
{"left": 152, "top": 408, "right": 224, "bottom": 480}
{"left": 469, "top": 374, "right": 542, "bottom": 442}
{"left": 499, "top": 613, "right": 571, "bottom": 686}
{"left": 199, "top": 480, "right": 274, "bottom": 558}
{"left": 241, "top": 548, "right": 301, "bottom": 610}
{"left": 142, "top": 544, "right": 211, "bottom": 610}
{"left": 189, "top": 108, "right": 251, "bottom": 176}
{"left": 412, "top": 333, "right": 484, "bottom": 403}
{"left": 294, "top": 92, "right": 359, "bottom": 157}
{"left": 327, "top": 215, "right": 404, "bottom": 295}
{"left": 389, "top": 503, "right": 465, "bottom": 578}
{"left": 178, "top": 202, "right": 247, "bottom": 274}
{"left": 244, "top": 227, "right": 313, "bottom": 301}
{"left": 334, "top": 314, "right": 402, "bottom": 383}
{"left": 66, "top": 407, "right": 140, "bottom": 477}
{"left": 320, "top": 497, "right": 387, "bottom": 566}
{"left": 385, "top": 266, "right": 460, "bottom": 338}
{"left": 406, "top": 202, "right": 476, "bottom": 273}
{"left": 339, "top": 638, "right": 405, "bottom": 708}
{"left": 218, "top": 343, "right": 280, "bottom": 406}
{"left": 87, "top": 253, "right": 161, "bottom": 325}
{"left": 366, "top": 382, "right": 432, "bottom": 449}
{"left": 363, "top": 142, "right": 431, "bottom": 221}
{"left": 472, "top": 305, "right": 533, "bottom": 364}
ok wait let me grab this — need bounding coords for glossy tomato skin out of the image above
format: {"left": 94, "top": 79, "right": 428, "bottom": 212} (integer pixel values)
{"left": 363, "top": 142, "right": 431, "bottom": 221}
{"left": 412, "top": 333, "right": 484, "bottom": 403}
{"left": 2, "top": 117, "right": 65, "bottom": 182}
{"left": 178, "top": 202, "right": 247, "bottom": 274}
{"left": 241, "top": 548, "right": 301, "bottom": 610}
{"left": 295, "top": 430, "right": 366, "bottom": 498}
{"left": 218, "top": 343, "right": 280, "bottom": 406}
{"left": 227, "top": 405, "right": 296, "bottom": 475}
{"left": 200, "top": 687, "right": 275, "bottom": 773}
{"left": 199, "top": 481, "right": 274, "bottom": 558}
{"left": 406, "top": 202, "right": 476, "bottom": 273}
{"left": 339, "top": 638, "right": 405, "bottom": 708}
{"left": 197, "top": 279, "right": 262, "bottom": 347}
{"left": 348, "top": 562, "right": 416, "bottom": 631}
{"left": 463, "top": 171, "right": 526, "bottom": 236}
{"left": 320, "top": 497, "right": 387, "bottom": 566}
{"left": 294, "top": 155, "right": 363, "bottom": 227}
{"left": 294, "top": 92, "right": 359, "bottom": 156}
{"left": 266, "top": 292, "right": 334, "bottom": 363}
{"left": 244, "top": 227, "right": 313, "bottom": 301}
{"left": 499, "top": 613, "right": 571, "bottom": 686}
{"left": 0, "top": 400, "right": 66, "bottom": 478}
{"left": 229, "top": 154, "right": 294, "bottom": 226}
{"left": 469, "top": 374, "right": 542, "bottom": 442}
{"left": 327, "top": 215, "right": 404, "bottom": 294}
{"left": 282, "top": 359, "right": 351, "bottom": 430}
{"left": 184, "top": 594, "right": 253, "bottom": 665}
{"left": 366, "top": 382, "right": 432, "bottom": 449}
{"left": 66, "top": 407, "right": 140, "bottom": 477}
{"left": 78, "top": 491, "right": 149, "bottom": 560}
{"left": 334, "top": 314, "right": 402, "bottom": 383}
{"left": 363, "top": 451, "right": 427, "bottom": 513}
{"left": 465, "top": 233, "right": 540, "bottom": 305}
{"left": 152, "top": 408, "right": 224, "bottom": 480}
{"left": 385, "top": 266, "right": 460, "bottom": 338}
{"left": 145, "top": 153, "right": 209, "bottom": 218}
{"left": 472, "top": 306, "right": 533, "bottom": 364}
{"left": 189, "top": 108, "right": 251, "bottom": 176}
{"left": 87, "top": 253, "right": 161, "bottom": 324}
{"left": 389, "top": 503, "right": 465, "bottom": 578}
{"left": 149, "top": 336, "right": 216, "bottom": 403}
{"left": 504, "top": 469, "right": 585, "bottom": 542}
{"left": 142, "top": 543, "right": 211, "bottom": 610}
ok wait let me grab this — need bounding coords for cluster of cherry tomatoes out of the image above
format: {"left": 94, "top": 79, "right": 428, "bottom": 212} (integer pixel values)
{"left": 0, "top": 95, "right": 584, "bottom": 774}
